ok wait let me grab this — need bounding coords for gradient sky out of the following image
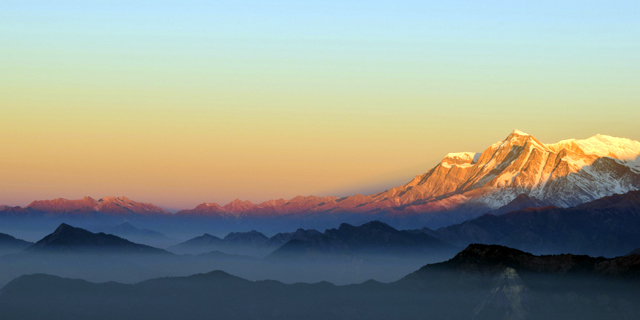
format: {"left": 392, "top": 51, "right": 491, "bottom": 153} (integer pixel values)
{"left": 1, "top": 1, "right": 639, "bottom": 210}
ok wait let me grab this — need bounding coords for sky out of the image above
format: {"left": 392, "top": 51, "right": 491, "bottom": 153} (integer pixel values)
{"left": 1, "top": 1, "right": 639, "bottom": 210}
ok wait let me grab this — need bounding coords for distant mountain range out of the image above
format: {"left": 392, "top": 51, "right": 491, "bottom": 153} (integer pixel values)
{"left": 2, "top": 130, "right": 638, "bottom": 229}
{"left": 408, "top": 244, "right": 640, "bottom": 279}
{"left": 2, "top": 244, "right": 640, "bottom": 320}
{"left": 167, "top": 220, "right": 457, "bottom": 260}
{"left": 267, "top": 221, "right": 456, "bottom": 261}
{"left": 175, "top": 130, "right": 640, "bottom": 225}
{"left": 1, "top": 196, "right": 169, "bottom": 216}
{"left": 0, "top": 222, "right": 458, "bottom": 287}
{"left": 168, "top": 230, "right": 271, "bottom": 256}
{"left": 4, "top": 190, "right": 640, "bottom": 259}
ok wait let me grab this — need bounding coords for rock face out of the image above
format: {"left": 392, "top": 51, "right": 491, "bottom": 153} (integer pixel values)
{"left": 473, "top": 267, "right": 529, "bottom": 320}
{"left": 178, "top": 130, "right": 640, "bottom": 221}
{"left": 25, "top": 196, "right": 170, "bottom": 215}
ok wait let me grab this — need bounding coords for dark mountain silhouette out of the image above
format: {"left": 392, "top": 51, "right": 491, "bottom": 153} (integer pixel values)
{"left": 223, "top": 230, "right": 268, "bottom": 245}
{"left": 0, "top": 233, "right": 32, "bottom": 247}
{"left": 98, "top": 222, "right": 169, "bottom": 238}
{"left": 267, "top": 221, "right": 458, "bottom": 260}
{"left": 168, "top": 233, "right": 225, "bottom": 255}
{"left": 0, "top": 233, "right": 33, "bottom": 256}
{"left": 2, "top": 244, "right": 640, "bottom": 320}
{"left": 408, "top": 244, "right": 640, "bottom": 278}
{"left": 325, "top": 220, "right": 451, "bottom": 253}
{"left": 266, "top": 235, "right": 350, "bottom": 260}
{"left": 420, "top": 190, "right": 640, "bottom": 257}
{"left": 168, "top": 230, "right": 270, "bottom": 256}
{"left": 266, "top": 228, "right": 326, "bottom": 247}
{"left": 92, "top": 222, "right": 175, "bottom": 247}
{"left": 629, "top": 248, "right": 640, "bottom": 256}
{"left": 27, "top": 223, "right": 169, "bottom": 254}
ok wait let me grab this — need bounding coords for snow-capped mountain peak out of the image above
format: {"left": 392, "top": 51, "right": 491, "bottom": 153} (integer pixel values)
{"left": 26, "top": 196, "right": 170, "bottom": 215}
{"left": 176, "top": 130, "right": 640, "bottom": 224}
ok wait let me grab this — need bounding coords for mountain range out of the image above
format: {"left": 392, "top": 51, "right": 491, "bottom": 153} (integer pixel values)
{"left": 0, "top": 222, "right": 457, "bottom": 287}
{"left": 168, "top": 230, "right": 270, "bottom": 256}
{"left": 267, "top": 221, "right": 456, "bottom": 261}
{"left": 2, "top": 244, "right": 640, "bottom": 320}
{"left": 419, "top": 190, "right": 640, "bottom": 257}
{"left": 175, "top": 130, "right": 640, "bottom": 224}
{"left": 0, "top": 196, "right": 169, "bottom": 216}
{"left": 2, "top": 130, "right": 638, "bottom": 230}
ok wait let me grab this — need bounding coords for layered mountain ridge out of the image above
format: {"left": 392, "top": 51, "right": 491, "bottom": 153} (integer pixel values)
{"left": 3, "top": 244, "right": 640, "bottom": 320}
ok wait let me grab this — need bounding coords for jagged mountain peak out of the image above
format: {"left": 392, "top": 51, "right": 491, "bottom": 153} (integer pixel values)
{"left": 25, "top": 196, "right": 170, "bottom": 215}
{"left": 372, "top": 131, "right": 640, "bottom": 212}
{"left": 223, "top": 199, "right": 256, "bottom": 212}
{"left": 53, "top": 223, "right": 76, "bottom": 233}
{"left": 99, "top": 196, "right": 131, "bottom": 203}
{"left": 509, "top": 129, "right": 529, "bottom": 136}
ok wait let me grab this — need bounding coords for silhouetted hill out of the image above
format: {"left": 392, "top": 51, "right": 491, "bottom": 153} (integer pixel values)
{"left": 412, "top": 244, "right": 640, "bottom": 277}
{"left": 266, "top": 228, "right": 325, "bottom": 247}
{"left": 223, "top": 230, "right": 268, "bottom": 245}
{"left": 27, "top": 223, "right": 169, "bottom": 254}
{"left": 3, "top": 245, "right": 640, "bottom": 320}
{"left": 267, "top": 221, "right": 458, "bottom": 260}
{"left": 325, "top": 221, "right": 451, "bottom": 253}
{"left": 169, "top": 230, "right": 270, "bottom": 257}
{"left": 0, "top": 233, "right": 32, "bottom": 247}
{"left": 0, "top": 233, "right": 33, "bottom": 256}
{"left": 168, "top": 234, "right": 225, "bottom": 254}
{"left": 92, "top": 222, "right": 175, "bottom": 247}
{"left": 491, "top": 193, "right": 552, "bottom": 215}
{"left": 99, "top": 222, "right": 169, "bottom": 238}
